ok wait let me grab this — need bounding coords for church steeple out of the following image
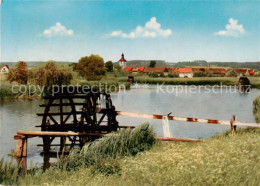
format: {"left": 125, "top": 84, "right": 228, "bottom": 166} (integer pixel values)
{"left": 118, "top": 53, "right": 127, "bottom": 67}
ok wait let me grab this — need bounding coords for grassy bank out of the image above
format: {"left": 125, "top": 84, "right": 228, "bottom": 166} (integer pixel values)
{"left": 2, "top": 127, "right": 260, "bottom": 185}
{"left": 127, "top": 76, "right": 260, "bottom": 88}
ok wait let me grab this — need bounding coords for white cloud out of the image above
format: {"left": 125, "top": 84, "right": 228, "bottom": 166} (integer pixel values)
{"left": 215, "top": 18, "right": 245, "bottom": 37}
{"left": 43, "top": 22, "right": 74, "bottom": 37}
{"left": 108, "top": 17, "right": 172, "bottom": 39}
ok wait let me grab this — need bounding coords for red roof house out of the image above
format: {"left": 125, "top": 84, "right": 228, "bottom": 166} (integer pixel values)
{"left": 167, "top": 68, "right": 179, "bottom": 73}
{"left": 178, "top": 67, "right": 192, "bottom": 73}
{"left": 123, "top": 66, "right": 133, "bottom": 71}
{"left": 248, "top": 69, "right": 255, "bottom": 75}
{"left": 0, "top": 65, "right": 10, "bottom": 74}
{"left": 231, "top": 69, "right": 248, "bottom": 76}
{"left": 138, "top": 66, "right": 145, "bottom": 72}
{"left": 143, "top": 67, "right": 167, "bottom": 73}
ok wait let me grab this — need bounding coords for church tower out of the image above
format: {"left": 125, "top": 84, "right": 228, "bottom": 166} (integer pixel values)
{"left": 118, "top": 53, "right": 127, "bottom": 68}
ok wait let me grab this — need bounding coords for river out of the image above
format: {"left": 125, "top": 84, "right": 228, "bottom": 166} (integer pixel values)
{"left": 0, "top": 85, "right": 259, "bottom": 166}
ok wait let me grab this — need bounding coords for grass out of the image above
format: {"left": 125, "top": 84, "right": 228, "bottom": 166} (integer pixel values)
{"left": 1, "top": 127, "right": 259, "bottom": 185}
{"left": 127, "top": 76, "right": 260, "bottom": 88}
{"left": 253, "top": 96, "right": 260, "bottom": 123}
{"left": 18, "top": 128, "right": 260, "bottom": 185}
{"left": 0, "top": 157, "right": 25, "bottom": 185}
{"left": 0, "top": 123, "right": 156, "bottom": 185}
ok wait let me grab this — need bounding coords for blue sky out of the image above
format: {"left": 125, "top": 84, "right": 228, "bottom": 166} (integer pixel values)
{"left": 1, "top": 0, "right": 260, "bottom": 62}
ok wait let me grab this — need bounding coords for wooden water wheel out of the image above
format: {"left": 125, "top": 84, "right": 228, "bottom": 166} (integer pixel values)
{"left": 36, "top": 86, "right": 119, "bottom": 153}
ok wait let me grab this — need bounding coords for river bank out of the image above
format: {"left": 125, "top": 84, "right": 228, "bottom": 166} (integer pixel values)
{"left": 1, "top": 76, "right": 259, "bottom": 101}
{"left": 119, "top": 76, "right": 260, "bottom": 88}
{"left": 1, "top": 127, "right": 260, "bottom": 185}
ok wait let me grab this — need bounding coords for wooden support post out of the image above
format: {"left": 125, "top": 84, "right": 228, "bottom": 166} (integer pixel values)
{"left": 15, "top": 135, "right": 27, "bottom": 157}
{"left": 230, "top": 115, "right": 236, "bottom": 135}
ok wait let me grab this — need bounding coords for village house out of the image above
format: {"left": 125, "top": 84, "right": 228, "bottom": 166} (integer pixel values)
{"left": 143, "top": 67, "right": 168, "bottom": 75}
{"left": 178, "top": 67, "right": 193, "bottom": 78}
{"left": 123, "top": 66, "right": 133, "bottom": 71}
{"left": 248, "top": 69, "right": 254, "bottom": 75}
{"left": 231, "top": 69, "right": 248, "bottom": 76}
{"left": 0, "top": 65, "right": 10, "bottom": 74}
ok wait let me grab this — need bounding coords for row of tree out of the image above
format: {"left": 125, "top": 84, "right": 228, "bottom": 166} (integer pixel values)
{"left": 7, "top": 55, "right": 118, "bottom": 87}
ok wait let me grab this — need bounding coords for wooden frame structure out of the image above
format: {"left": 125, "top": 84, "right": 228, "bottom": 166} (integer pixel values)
{"left": 36, "top": 86, "right": 119, "bottom": 153}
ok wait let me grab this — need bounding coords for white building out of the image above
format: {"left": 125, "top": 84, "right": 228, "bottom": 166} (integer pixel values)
{"left": 0, "top": 65, "right": 10, "bottom": 74}
{"left": 118, "top": 53, "right": 127, "bottom": 68}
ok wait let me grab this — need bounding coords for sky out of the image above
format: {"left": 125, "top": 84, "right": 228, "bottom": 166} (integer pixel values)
{"left": 1, "top": 0, "right": 260, "bottom": 63}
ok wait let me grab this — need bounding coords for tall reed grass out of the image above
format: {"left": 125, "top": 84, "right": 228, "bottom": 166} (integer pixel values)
{"left": 56, "top": 123, "right": 156, "bottom": 172}
{"left": 0, "top": 157, "right": 24, "bottom": 185}
{"left": 253, "top": 96, "right": 260, "bottom": 123}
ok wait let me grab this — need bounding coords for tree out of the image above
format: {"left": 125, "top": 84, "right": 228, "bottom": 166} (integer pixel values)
{"left": 226, "top": 70, "right": 237, "bottom": 77}
{"left": 7, "top": 61, "right": 28, "bottom": 84}
{"left": 33, "top": 61, "right": 72, "bottom": 95}
{"left": 116, "top": 64, "right": 122, "bottom": 72}
{"left": 105, "top": 61, "right": 113, "bottom": 72}
{"left": 149, "top": 60, "right": 156, "bottom": 67}
{"left": 77, "top": 54, "right": 106, "bottom": 80}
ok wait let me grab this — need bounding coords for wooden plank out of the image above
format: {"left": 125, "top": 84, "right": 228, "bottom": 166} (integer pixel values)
{"left": 17, "top": 130, "right": 105, "bottom": 137}
{"left": 39, "top": 103, "right": 86, "bottom": 107}
{"left": 43, "top": 95, "right": 90, "bottom": 99}
{"left": 15, "top": 138, "right": 27, "bottom": 157}
{"left": 16, "top": 139, "right": 23, "bottom": 157}
{"left": 156, "top": 137, "right": 203, "bottom": 143}
{"left": 37, "top": 112, "right": 83, "bottom": 116}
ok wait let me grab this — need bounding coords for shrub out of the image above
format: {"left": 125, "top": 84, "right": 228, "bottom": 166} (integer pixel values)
{"left": 168, "top": 72, "right": 179, "bottom": 78}
{"left": 193, "top": 71, "right": 211, "bottom": 77}
{"left": 253, "top": 96, "right": 260, "bottom": 123}
{"left": 158, "top": 73, "right": 165, "bottom": 77}
{"left": 7, "top": 61, "right": 28, "bottom": 84}
{"left": 226, "top": 70, "right": 237, "bottom": 77}
{"left": 77, "top": 54, "right": 106, "bottom": 80}
{"left": 148, "top": 72, "right": 158, "bottom": 78}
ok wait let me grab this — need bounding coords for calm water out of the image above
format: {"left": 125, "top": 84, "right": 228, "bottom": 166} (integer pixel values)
{"left": 0, "top": 86, "right": 259, "bottom": 166}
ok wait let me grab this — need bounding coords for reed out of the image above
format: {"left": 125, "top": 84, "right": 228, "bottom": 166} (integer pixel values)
{"left": 0, "top": 157, "right": 24, "bottom": 185}
{"left": 253, "top": 96, "right": 260, "bottom": 123}
{"left": 55, "top": 123, "right": 156, "bottom": 172}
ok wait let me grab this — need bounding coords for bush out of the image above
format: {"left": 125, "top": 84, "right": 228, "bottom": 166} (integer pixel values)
{"left": 253, "top": 96, "right": 260, "bottom": 123}
{"left": 168, "top": 72, "right": 179, "bottom": 78}
{"left": 226, "top": 70, "right": 237, "bottom": 77}
{"left": 148, "top": 72, "right": 158, "bottom": 78}
{"left": 7, "top": 61, "right": 28, "bottom": 84}
{"left": 158, "top": 73, "right": 165, "bottom": 77}
{"left": 193, "top": 71, "right": 211, "bottom": 77}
